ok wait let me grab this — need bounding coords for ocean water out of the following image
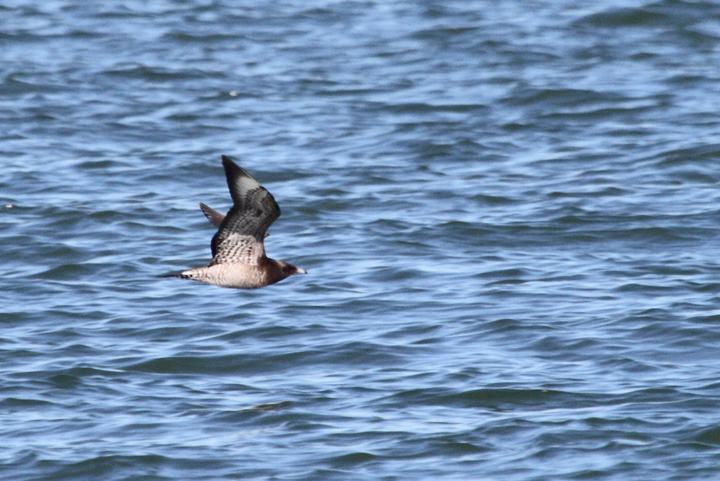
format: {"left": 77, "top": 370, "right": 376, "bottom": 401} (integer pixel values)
{"left": 3, "top": 1, "right": 720, "bottom": 479}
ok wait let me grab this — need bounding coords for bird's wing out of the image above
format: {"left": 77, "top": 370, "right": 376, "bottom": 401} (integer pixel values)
{"left": 199, "top": 202, "right": 225, "bottom": 228}
{"left": 201, "top": 202, "right": 270, "bottom": 237}
{"left": 210, "top": 156, "right": 280, "bottom": 257}
{"left": 209, "top": 233, "right": 265, "bottom": 266}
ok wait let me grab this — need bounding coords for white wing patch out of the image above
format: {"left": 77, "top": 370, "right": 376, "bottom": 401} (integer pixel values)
{"left": 234, "top": 175, "right": 260, "bottom": 196}
{"left": 210, "top": 234, "right": 265, "bottom": 266}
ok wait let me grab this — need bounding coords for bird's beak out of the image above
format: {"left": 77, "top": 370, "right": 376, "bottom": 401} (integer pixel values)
{"left": 296, "top": 268, "right": 307, "bottom": 274}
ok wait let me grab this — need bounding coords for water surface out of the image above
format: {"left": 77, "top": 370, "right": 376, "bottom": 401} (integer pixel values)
{"left": 2, "top": 1, "right": 720, "bottom": 480}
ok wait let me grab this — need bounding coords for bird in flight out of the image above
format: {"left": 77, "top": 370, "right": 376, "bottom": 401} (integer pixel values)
{"left": 162, "top": 155, "right": 307, "bottom": 288}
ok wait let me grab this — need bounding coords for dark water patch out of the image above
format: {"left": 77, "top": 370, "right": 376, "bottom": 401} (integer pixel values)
{"left": 694, "top": 427, "right": 720, "bottom": 446}
{"left": 530, "top": 336, "right": 600, "bottom": 357}
{"left": 362, "top": 266, "right": 428, "bottom": 283}
{"left": 65, "top": 30, "right": 104, "bottom": 39}
{"left": 539, "top": 104, "right": 658, "bottom": 121}
{"left": 103, "top": 65, "right": 214, "bottom": 82}
{"left": 614, "top": 282, "right": 682, "bottom": 294}
{"left": 576, "top": 8, "right": 668, "bottom": 29}
{"left": 375, "top": 101, "right": 490, "bottom": 115}
{"left": 48, "top": 373, "right": 82, "bottom": 389}
{"left": 503, "top": 87, "right": 622, "bottom": 108}
{"left": 164, "top": 32, "right": 244, "bottom": 43}
{"left": 595, "top": 356, "right": 661, "bottom": 375}
{"left": 656, "top": 144, "right": 720, "bottom": 166}
{"left": 327, "top": 451, "right": 378, "bottom": 467}
{"left": 474, "top": 317, "right": 532, "bottom": 335}
{"left": 30, "top": 263, "right": 95, "bottom": 281}
{"left": 126, "top": 341, "right": 406, "bottom": 375}
{"left": 49, "top": 454, "right": 174, "bottom": 481}
{"left": 0, "top": 77, "right": 63, "bottom": 95}
{"left": 316, "top": 87, "right": 377, "bottom": 97}
{"left": 76, "top": 160, "right": 124, "bottom": 170}
{"left": 547, "top": 187, "right": 629, "bottom": 199}
{"left": 93, "top": 8, "right": 151, "bottom": 20}
{"left": 478, "top": 268, "right": 529, "bottom": 280}
{"left": 672, "top": 169, "right": 718, "bottom": 184}
{"left": 207, "top": 408, "right": 269, "bottom": 426}
{"left": 253, "top": 400, "right": 291, "bottom": 412}
{"left": 0, "top": 397, "right": 53, "bottom": 407}
{"left": 411, "top": 25, "right": 482, "bottom": 42}
{"left": 688, "top": 313, "right": 720, "bottom": 323}
{"left": 427, "top": 437, "right": 490, "bottom": 455}
{"left": 665, "top": 73, "right": 712, "bottom": 86}
{"left": 391, "top": 387, "right": 593, "bottom": 411}
{"left": 471, "top": 193, "right": 518, "bottom": 206}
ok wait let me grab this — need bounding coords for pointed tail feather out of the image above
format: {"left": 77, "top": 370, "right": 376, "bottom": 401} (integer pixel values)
{"left": 155, "top": 272, "right": 182, "bottom": 277}
{"left": 158, "top": 271, "right": 189, "bottom": 279}
{"left": 158, "top": 268, "right": 204, "bottom": 281}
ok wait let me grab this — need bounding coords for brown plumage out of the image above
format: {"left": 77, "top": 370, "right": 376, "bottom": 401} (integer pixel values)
{"left": 161, "top": 156, "right": 307, "bottom": 289}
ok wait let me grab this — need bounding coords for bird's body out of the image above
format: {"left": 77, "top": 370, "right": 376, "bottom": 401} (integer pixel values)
{"left": 175, "top": 259, "right": 288, "bottom": 289}
{"left": 162, "top": 156, "right": 306, "bottom": 289}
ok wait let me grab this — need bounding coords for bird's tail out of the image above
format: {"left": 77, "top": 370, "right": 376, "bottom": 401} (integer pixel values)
{"left": 158, "top": 271, "right": 187, "bottom": 279}
{"left": 158, "top": 268, "right": 203, "bottom": 280}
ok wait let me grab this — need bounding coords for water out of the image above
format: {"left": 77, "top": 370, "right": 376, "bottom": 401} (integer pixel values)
{"left": 3, "top": 1, "right": 720, "bottom": 479}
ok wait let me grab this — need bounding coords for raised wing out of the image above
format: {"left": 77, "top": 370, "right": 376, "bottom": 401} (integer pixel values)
{"left": 199, "top": 202, "right": 225, "bottom": 228}
{"left": 210, "top": 156, "right": 280, "bottom": 257}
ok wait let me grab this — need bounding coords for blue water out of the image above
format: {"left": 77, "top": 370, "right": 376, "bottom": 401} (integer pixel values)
{"left": 3, "top": 1, "right": 720, "bottom": 480}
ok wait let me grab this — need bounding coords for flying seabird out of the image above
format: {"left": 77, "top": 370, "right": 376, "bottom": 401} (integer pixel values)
{"left": 161, "top": 155, "right": 307, "bottom": 288}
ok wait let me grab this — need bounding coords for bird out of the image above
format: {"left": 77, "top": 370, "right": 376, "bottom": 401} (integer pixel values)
{"left": 161, "top": 155, "right": 307, "bottom": 288}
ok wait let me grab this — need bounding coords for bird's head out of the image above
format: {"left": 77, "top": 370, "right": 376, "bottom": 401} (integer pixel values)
{"left": 278, "top": 261, "right": 307, "bottom": 278}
